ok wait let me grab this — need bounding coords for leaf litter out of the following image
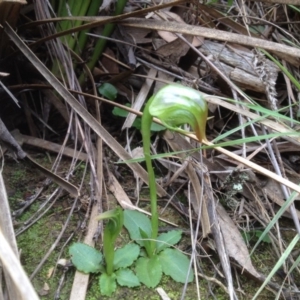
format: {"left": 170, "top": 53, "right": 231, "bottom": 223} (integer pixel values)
{"left": 1, "top": 1, "right": 300, "bottom": 299}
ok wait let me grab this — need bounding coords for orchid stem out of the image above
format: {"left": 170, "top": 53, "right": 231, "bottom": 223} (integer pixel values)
{"left": 141, "top": 84, "right": 209, "bottom": 257}
{"left": 141, "top": 96, "right": 158, "bottom": 256}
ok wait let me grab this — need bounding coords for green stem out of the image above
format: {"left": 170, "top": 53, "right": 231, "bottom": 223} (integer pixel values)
{"left": 99, "top": 208, "right": 123, "bottom": 276}
{"left": 79, "top": 0, "right": 128, "bottom": 84}
{"left": 141, "top": 84, "right": 208, "bottom": 256}
{"left": 56, "top": 0, "right": 67, "bottom": 32}
{"left": 104, "top": 231, "right": 114, "bottom": 276}
{"left": 141, "top": 96, "right": 158, "bottom": 256}
{"left": 66, "top": 0, "right": 92, "bottom": 51}
{"left": 76, "top": 0, "right": 103, "bottom": 54}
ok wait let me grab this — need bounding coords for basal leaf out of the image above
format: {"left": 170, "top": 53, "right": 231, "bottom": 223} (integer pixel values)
{"left": 97, "top": 208, "right": 124, "bottom": 275}
{"left": 139, "top": 227, "right": 153, "bottom": 257}
{"left": 99, "top": 273, "right": 117, "bottom": 296}
{"left": 156, "top": 230, "right": 182, "bottom": 253}
{"left": 255, "top": 230, "right": 271, "bottom": 243}
{"left": 113, "top": 243, "right": 140, "bottom": 269}
{"left": 98, "top": 83, "right": 118, "bottom": 100}
{"left": 112, "top": 106, "right": 129, "bottom": 117}
{"left": 135, "top": 256, "right": 162, "bottom": 288}
{"left": 159, "top": 248, "right": 194, "bottom": 283}
{"left": 132, "top": 118, "right": 141, "bottom": 129}
{"left": 111, "top": 107, "right": 165, "bottom": 132}
{"left": 116, "top": 268, "right": 140, "bottom": 287}
{"left": 69, "top": 243, "right": 102, "bottom": 273}
{"left": 124, "top": 210, "right": 152, "bottom": 247}
{"left": 150, "top": 122, "right": 165, "bottom": 132}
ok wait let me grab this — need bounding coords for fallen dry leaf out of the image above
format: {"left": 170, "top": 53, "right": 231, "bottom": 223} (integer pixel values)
{"left": 46, "top": 267, "right": 54, "bottom": 279}
{"left": 216, "top": 203, "right": 261, "bottom": 279}
{"left": 148, "top": 11, "right": 203, "bottom": 47}
{"left": 156, "top": 34, "right": 193, "bottom": 63}
{"left": 38, "top": 282, "right": 50, "bottom": 296}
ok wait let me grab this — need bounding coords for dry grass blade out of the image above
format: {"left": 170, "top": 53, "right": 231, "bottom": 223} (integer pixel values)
{"left": 120, "top": 19, "right": 300, "bottom": 59}
{"left": 2, "top": 0, "right": 300, "bottom": 298}
{"left": 0, "top": 230, "right": 39, "bottom": 300}
{"left": 25, "top": 155, "right": 79, "bottom": 197}
{"left": 0, "top": 170, "right": 19, "bottom": 256}
{"left": 16, "top": 131, "right": 88, "bottom": 161}
{"left": 185, "top": 161, "right": 210, "bottom": 237}
{"left": 162, "top": 116, "right": 300, "bottom": 195}
{"left": 23, "top": 0, "right": 187, "bottom": 49}
{"left": 0, "top": 0, "right": 26, "bottom": 57}
{"left": 163, "top": 130, "right": 257, "bottom": 298}
{"left": 4, "top": 23, "right": 167, "bottom": 197}
{"left": 156, "top": 101, "right": 300, "bottom": 194}
{"left": 0, "top": 124, "right": 79, "bottom": 196}
{"left": 69, "top": 203, "right": 100, "bottom": 300}
{"left": 107, "top": 170, "right": 177, "bottom": 226}
{"left": 205, "top": 96, "right": 300, "bottom": 146}
{"left": 164, "top": 133, "right": 210, "bottom": 237}
{"left": 250, "top": 0, "right": 300, "bottom": 3}
{"left": 107, "top": 170, "right": 135, "bottom": 209}
{"left": 0, "top": 117, "right": 26, "bottom": 159}
{"left": 0, "top": 170, "right": 39, "bottom": 300}
{"left": 76, "top": 90, "right": 300, "bottom": 146}
{"left": 216, "top": 204, "right": 261, "bottom": 279}
{"left": 204, "top": 139, "right": 300, "bottom": 195}
{"left": 122, "top": 68, "right": 157, "bottom": 129}
{"left": 203, "top": 166, "right": 237, "bottom": 300}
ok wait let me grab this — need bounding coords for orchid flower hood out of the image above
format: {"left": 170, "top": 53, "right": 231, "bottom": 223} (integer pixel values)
{"left": 148, "top": 84, "right": 208, "bottom": 142}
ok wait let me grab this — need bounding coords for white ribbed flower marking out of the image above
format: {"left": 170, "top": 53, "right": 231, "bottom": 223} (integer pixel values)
{"left": 148, "top": 84, "right": 208, "bottom": 142}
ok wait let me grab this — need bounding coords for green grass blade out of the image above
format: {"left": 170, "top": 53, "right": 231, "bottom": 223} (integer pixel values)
{"left": 81, "top": 0, "right": 128, "bottom": 82}
{"left": 77, "top": 0, "right": 103, "bottom": 54}
{"left": 117, "top": 130, "right": 300, "bottom": 164}
{"left": 250, "top": 190, "right": 300, "bottom": 257}
{"left": 252, "top": 234, "right": 299, "bottom": 299}
{"left": 260, "top": 49, "right": 300, "bottom": 91}
{"left": 66, "top": 1, "right": 92, "bottom": 50}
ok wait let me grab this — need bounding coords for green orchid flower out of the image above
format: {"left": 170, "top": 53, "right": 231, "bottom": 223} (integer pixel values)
{"left": 141, "top": 83, "right": 208, "bottom": 256}
{"left": 148, "top": 84, "right": 208, "bottom": 142}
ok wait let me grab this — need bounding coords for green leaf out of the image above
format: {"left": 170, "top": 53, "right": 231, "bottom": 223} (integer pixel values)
{"left": 124, "top": 210, "right": 152, "bottom": 247}
{"left": 260, "top": 49, "right": 300, "bottom": 91}
{"left": 111, "top": 106, "right": 165, "bottom": 131}
{"left": 112, "top": 106, "right": 129, "bottom": 117}
{"left": 113, "top": 243, "right": 140, "bottom": 269}
{"left": 69, "top": 243, "right": 102, "bottom": 273}
{"left": 253, "top": 234, "right": 300, "bottom": 300}
{"left": 139, "top": 228, "right": 153, "bottom": 257}
{"left": 98, "top": 83, "right": 118, "bottom": 100}
{"left": 115, "top": 269, "right": 140, "bottom": 287}
{"left": 156, "top": 230, "right": 182, "bottom": 253}
{"left": 150, "top": 122, "right": 166, "bottom": 132}
{"left": 99, "top": 273, "right": 117, "bottom": 296}
{"left": 131, "top": 118, "right": 165, "bottom": 131}
{"left": 249, "top": 25, "right": 266, "bottom": 35}
{"left": 255, "top": 230, "right": 271, "bottom": 243}
{"left": 159, "top": 248, "right": 194, "bottom": 283}
{"left": 132, "top": 118, "right": 141, "bottom": 130}
{"left": 135, "top": 256, "right": 162, "bottom": 288}
{"left": 97, "top": 208, "right": 124, "bottom": 275}
{"left": 242, "top": 230, "right": 271, "bottom": 244}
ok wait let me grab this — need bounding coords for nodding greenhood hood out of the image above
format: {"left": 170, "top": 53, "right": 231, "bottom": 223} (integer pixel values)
{"left": 148, "top": 84, "right": 208, "bottom": 142}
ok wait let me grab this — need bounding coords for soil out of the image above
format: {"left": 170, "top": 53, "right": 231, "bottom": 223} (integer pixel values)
{"left": 2, "top": 152, "right": 284, "bottom": 299}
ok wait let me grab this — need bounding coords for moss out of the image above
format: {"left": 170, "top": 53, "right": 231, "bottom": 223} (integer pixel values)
{"left": 2, "top": 157, "right": 292, "bottom": 299}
